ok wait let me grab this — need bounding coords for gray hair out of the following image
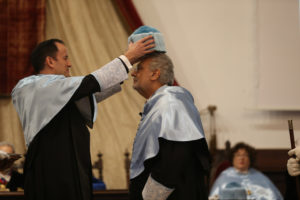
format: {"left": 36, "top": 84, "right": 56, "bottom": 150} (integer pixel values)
{"left": 0, "top": 141, "right": 15, "bottom": 153}
{"left": 147, "top": 53, "right": 174, "bottom": 86}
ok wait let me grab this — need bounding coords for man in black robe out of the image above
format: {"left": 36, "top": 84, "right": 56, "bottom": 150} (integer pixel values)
{"left": 12, "top": 37, "right": 154, "bottom": 200}
{"left": 129, "top": 51, "right": 211, "bottom": 200}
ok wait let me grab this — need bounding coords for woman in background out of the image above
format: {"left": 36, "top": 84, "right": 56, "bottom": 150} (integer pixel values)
{"left": 209, "top": 142, "right": 283, "bottom": 200}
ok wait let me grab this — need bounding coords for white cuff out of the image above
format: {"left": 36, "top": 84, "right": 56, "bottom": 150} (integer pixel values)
{"left": 91, "top": 58, "right": 128, "bottom": 91}
{"left": 119, "top": 55, "right": 133, "bottom": 70}
{"left": 142, "top": 175, "right": 174, "bottom": 200}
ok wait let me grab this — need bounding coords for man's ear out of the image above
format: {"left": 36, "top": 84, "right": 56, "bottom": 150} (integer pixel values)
{"left": 45, "top": 56, "right": 55, "bottom": 69}
{"left": 151, "top": 69, "right": 160, "bottom": 81}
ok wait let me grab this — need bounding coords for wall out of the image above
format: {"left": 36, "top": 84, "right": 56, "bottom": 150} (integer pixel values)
{"left": 132, "top": 0, "right": 300, "bottom": 149}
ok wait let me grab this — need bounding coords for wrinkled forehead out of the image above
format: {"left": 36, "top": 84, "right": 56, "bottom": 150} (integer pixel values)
{"left": 138, "top": 57, "right": 153, "bottom": 68}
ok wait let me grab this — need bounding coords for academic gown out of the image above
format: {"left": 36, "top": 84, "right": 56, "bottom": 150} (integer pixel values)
{"left": 24, "top": 75, "right": 100, "bottom": 200}
{"left": 130, "top": 138, "right": 210, "bottom": 200}
{"left": 129, "top": 86, "right": 211, "bottom": 200}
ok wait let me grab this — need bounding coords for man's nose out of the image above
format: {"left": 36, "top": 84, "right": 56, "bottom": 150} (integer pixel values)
{"left": 67, "top": 60, "right": 72, "bottom": 67}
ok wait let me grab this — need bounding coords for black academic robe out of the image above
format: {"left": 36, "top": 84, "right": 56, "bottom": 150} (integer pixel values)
{"left": 129, "top": 138, "right": 211, "bottom": 200}
{"left": 284, "top": 171, "right": 300, "bottom": 200}
{"left": 24, "top": 75, "right": 100, "bottom": 200}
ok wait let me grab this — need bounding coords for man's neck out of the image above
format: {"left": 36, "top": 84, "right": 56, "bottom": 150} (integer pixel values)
{"left": 145, "top": 83, "right": 164, "bottom": 99}
{"left": 39, "top": 65, "right": 56, "bottom": 75}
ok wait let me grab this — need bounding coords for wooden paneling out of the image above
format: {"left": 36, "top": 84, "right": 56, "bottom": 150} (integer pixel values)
{"left": 255, "top": 149, "right": 289, "bottom": 196}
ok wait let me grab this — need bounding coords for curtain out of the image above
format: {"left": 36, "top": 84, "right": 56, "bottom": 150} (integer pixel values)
{"left": 0, "top": 0, "right": 45, "bottom": 158}
{"left": 46, "top": 0, "right": 146, "bottom": 189}
{"left": 0, "top": 0, "right": 45, "bottom": 95}
{"left": 112, "top": 0, "right": 143, "bottom": 32}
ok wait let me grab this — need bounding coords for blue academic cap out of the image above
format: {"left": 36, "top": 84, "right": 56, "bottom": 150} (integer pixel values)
{"left": 128, "top": 25, "right": 166, "bottom": 53}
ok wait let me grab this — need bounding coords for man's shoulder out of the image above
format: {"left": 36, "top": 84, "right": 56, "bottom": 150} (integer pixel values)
{"left": 15, "top": 74, "right": 65, "bottom": 87}
{"left": 158, "top": 86, "right": 194, "bottom": 104}
{"left": 163, "top": 85, "right": 188, "bottom": 92}
{"left": 12, "top": 75, "right": 63, "bottom": 94}
{"left": 218, "top": 167, "right": 236, "bottom": 178}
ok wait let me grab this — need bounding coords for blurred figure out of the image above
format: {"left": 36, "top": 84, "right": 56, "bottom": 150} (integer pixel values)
{"left": 209, "top": 142, "right": 283, "bottom": 200}
{"left": 0, "top": 142, "right": 23, "bottom": 191}
{"left": 285, "top": 144, "right": 300, "bottom": 199}
{"left": 287, "top": 146, "right": 300, "bottom": 177}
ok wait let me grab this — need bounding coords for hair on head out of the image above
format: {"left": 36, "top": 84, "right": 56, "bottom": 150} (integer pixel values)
{"left": 143, "top": 52, "right": 174, "bottom": 86}
{"left": 30, "top": 39, "right": 64, "bottom": 73}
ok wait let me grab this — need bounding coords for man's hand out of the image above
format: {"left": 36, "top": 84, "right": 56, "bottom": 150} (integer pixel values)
{"left": 0, "top": 151, "right": 22, "bottom": 171}
{"left": 288, "top": 146, "right": 300, "bottom": 159}
{"left": 287, "top": 157, "right": 300, "bottom": 176}
{"left": 124, "top": 35, "right": 155, "bottom": 64}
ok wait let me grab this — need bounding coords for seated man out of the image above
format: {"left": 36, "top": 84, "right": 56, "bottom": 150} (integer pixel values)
{"left": 209, "top": 142, "right": 283, "bottom": 200}
{"left": 0, "top": 142, "right": 23, "bottom": 191}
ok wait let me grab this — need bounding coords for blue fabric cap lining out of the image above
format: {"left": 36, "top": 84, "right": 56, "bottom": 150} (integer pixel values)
{"left": 128, "top": 25, "right": 166, "bottom": 53}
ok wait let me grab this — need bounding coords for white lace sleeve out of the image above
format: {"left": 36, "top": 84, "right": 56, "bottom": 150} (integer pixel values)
{"left": 91, "top": 58, "right": 128, "bottom": 91}
{"left": 142, "top": 174, "right": 174, "bottom": 200}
